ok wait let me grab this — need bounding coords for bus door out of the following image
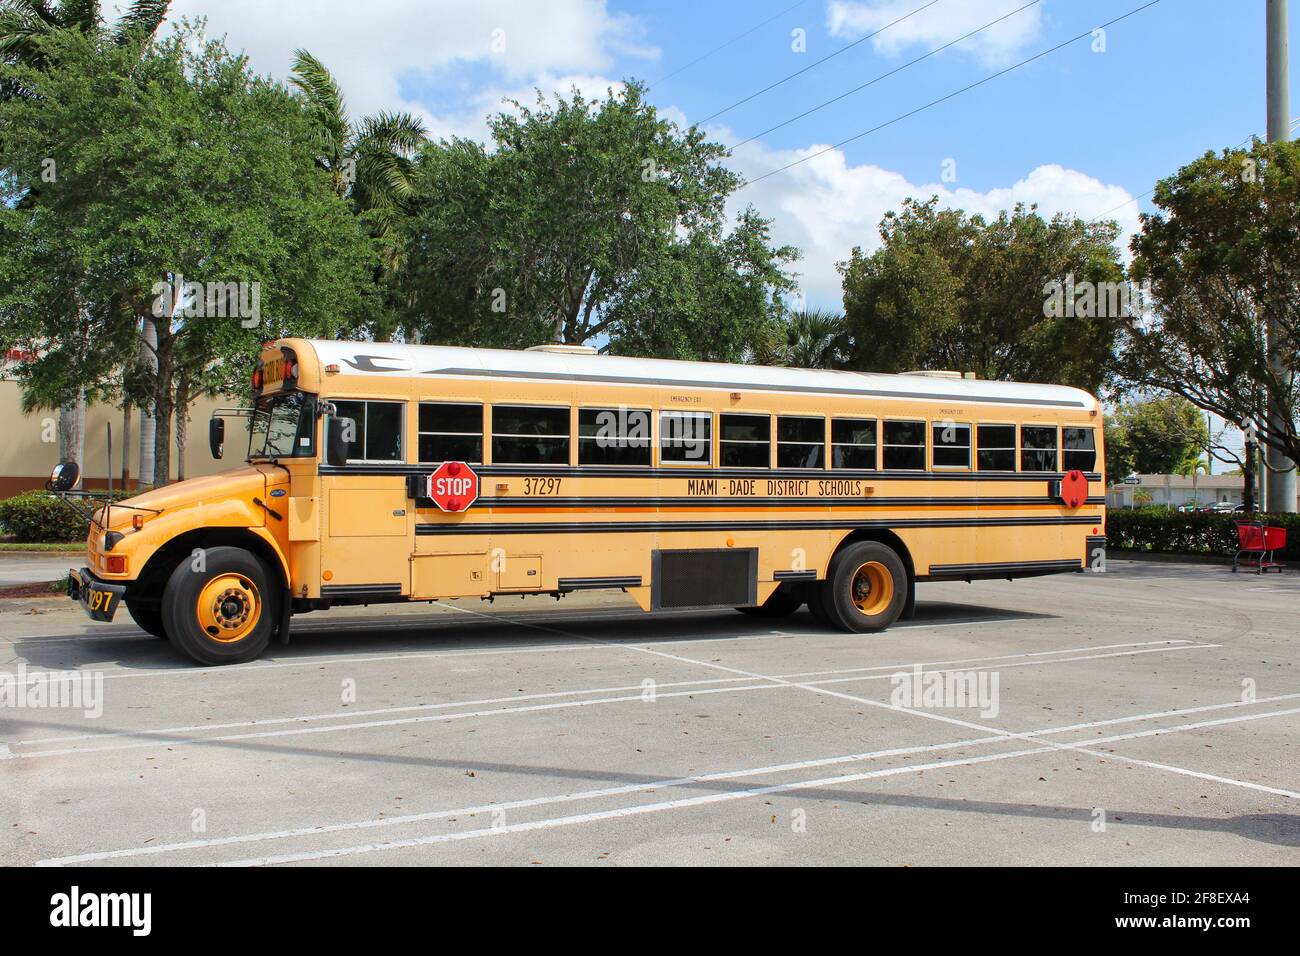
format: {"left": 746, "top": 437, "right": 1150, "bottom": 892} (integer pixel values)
{"left": 318, "top": 399, "right": 413, "bottom": 600}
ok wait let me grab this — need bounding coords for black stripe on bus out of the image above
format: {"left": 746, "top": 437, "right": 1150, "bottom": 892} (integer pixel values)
{"left": 320, "top": 583, "right": 403, "bottom": 597}
{"left": 414, "top": 515, "right": 1101, "bottom": 536}
{"left": 419, "top": 366, "right": 1091, "bottom": 408}
{"left": 773, "top": 570, "right": 817, "bottom": 581}
{"left": 463, "top": 495, "right": 1107, "bottom": 509}
{"left": 557, "top": 576, "right": 643, "bottom": 590}
{"left": 322, "top": 464, "right": 1102, "bottom": 482}
{"left": 923, "top": 558, "right": 1082, "bottom": 580}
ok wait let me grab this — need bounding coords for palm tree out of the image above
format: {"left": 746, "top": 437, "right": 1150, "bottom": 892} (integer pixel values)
{"left": 0, "top": 0, "right": 168, "bottom": 92}
{"left": 764, "top": 309, "right": 851, "bottom": 370}
{"left": 290, "top": 49, "right": 426, "bottom": 272}
{"left": 1, "top": 1, "right": 171, "bottom": 477}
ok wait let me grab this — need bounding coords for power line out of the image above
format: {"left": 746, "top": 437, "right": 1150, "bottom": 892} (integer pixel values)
{"left": 730, "top": 0, "right": 1044, "bottom": 150}
{"left": 698, "top": 0, "right": 942, "bottom": 126}
{"left": 647, "top": 0, "right": 815, "bottom": 90}
{"left": 740, "top": 0, "right": 1163, "bottom": 189}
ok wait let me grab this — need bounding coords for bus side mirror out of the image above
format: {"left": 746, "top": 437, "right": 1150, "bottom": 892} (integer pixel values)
{"left": 48, "top": 461, "right": 80, "bottom": 492}
{"left": 325, "top": 417, "right": 353, "bottom": 467}
{"left": 209, "top": 418, "right": 225, "bottom": 460}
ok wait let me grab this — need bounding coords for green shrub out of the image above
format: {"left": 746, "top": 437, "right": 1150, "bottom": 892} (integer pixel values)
{"left": 1107, "top": 507, "right": 1300, "bottom": 561}
{"left": 0, "top": 489, "right": 132, "bottom": 544}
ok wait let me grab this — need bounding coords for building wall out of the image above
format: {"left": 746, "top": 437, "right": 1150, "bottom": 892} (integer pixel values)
{"left": 0, "top": 378, "right": 233, "bottom": 498}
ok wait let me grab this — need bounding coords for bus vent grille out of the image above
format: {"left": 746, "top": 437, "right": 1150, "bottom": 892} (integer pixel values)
{"left": 652, "top": 548, "right": 757, "bottom": 610}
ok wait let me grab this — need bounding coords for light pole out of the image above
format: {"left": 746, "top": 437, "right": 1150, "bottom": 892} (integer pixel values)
{"left": 1266, "top": 0, "right": 1297, "bottom": 512}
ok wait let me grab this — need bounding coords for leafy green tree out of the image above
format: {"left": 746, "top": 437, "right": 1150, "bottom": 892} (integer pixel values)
{"left": 839, "top": 197, "right": 1125, "bottom": 393}
{"left": 0, "top": 0, "right": 172, "bottom": 469}
{"left": 0, "top": 24, "right": 377, "bottom": 484}
{"left": 399, "top": 82, "right": 797, "bottom": 359}
{"left": 1105, "top": 396, "right": 1209, "bottom": 479}
{"left": 1119, "top": 138, "right": 1300, "bottom": 477}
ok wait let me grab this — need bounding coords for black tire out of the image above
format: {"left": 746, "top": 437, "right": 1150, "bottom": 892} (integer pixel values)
{"left": 820, "top": 541, "right": 908, "bottom": 633}
{"left": 125, "top": 597, "right": 168, "bottom": 639}
{"left": 735, "top": 584, "right": 803, "bottom": 618}
{"left": 162, "top": 546, "right": 278, "bottom": 665}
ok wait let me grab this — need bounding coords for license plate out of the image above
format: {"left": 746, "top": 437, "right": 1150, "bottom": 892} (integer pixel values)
{"left": 70, "top": 568, "right": 124, "bottom": 622}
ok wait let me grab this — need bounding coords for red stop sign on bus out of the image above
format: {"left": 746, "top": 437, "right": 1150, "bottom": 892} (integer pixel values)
{"left": 426, "top": 461, "right": 479, "bottom": 512}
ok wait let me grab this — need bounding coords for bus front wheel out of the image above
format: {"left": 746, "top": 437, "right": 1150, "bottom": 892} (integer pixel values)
{"left": 816, "top": 542, "right": 907, "bottom": 633}
{"left": 162, "top": 546, "right": 278, "bottom": 665}
{"left": 125, "top": 597, "right": 168, "bottom": 639}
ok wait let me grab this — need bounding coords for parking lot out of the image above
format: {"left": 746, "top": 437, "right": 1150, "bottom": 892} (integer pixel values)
{"left": 2, "top": 558, "right": 1297, "bottom": 866}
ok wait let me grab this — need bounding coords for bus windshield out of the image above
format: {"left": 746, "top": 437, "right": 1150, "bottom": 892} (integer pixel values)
{"left": 249, "top": 391, "right": 316, "bottom": 460}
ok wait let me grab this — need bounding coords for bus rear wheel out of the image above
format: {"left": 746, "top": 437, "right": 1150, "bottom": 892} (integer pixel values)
{"left": 735, "top": 584, "right": 803, "bottom": 618}
{"left": 162, "top": 546, "right": 278, "bottom": 665}
{"left": 817, "top": 542, "right": 907, "bottom": 633}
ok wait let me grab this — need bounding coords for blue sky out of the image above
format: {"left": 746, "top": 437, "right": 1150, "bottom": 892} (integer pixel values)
{"left": 165, "top": 0, "right": 1296, "bottom": 312}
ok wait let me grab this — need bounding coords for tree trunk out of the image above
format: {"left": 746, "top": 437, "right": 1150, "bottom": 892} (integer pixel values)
{"left": 138, "top": 316, "right": 158, "bottom": 487}
{"left": 175, "top": 377, "right": 189, "bottom": 482}
{"left": 121, "top": 400, "right": 132, "bottom": 490}
{"left": 57, "top": 391, "right": 86, "bottom": 469}
{"left": 152, "top": 324, "right": 175, "bottom": 487}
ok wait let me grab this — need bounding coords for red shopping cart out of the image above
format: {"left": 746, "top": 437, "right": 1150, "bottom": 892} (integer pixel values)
{"left": 1232, "top": 522, "right": 1287, "bottom": 574}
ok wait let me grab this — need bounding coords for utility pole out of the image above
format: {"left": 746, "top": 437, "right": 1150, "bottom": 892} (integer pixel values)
{"left": 1266, "top": 0, "right": 1297, "bottom": 512}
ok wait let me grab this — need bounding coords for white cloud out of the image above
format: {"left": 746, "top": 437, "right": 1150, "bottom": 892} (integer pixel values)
{"left": 721, "top": 133, "right": 1140, "bottom": 310}
{"left": 827, "top": 0, "right": 1045, "bottom": 66}
{"left": 161, "top": 0, "right": 655, "bottom": 127}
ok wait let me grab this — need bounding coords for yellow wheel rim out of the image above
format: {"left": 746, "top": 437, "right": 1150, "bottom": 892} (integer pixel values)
{"left": 850, "top": 561, "right": 893, "bottom": 616}
{"left": 195, "top": 574, "right": 261, "bottom": 644}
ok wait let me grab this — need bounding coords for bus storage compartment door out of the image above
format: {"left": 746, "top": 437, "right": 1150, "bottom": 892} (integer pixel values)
{"left": 497, "top": 554, "right": 542, "bottom": 591}
{"left": 328, "top": 489, "right": 407, "bottom": 537}
{"left": 411, "top": 552, "right": 488, "bottom": 598}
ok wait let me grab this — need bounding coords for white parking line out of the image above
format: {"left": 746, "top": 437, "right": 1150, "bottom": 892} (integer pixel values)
{"left": 35, "top": 695, "right": 1300, "bottom": 866}
{"left": 214, "top": 704, "right": 1300, "bottom": 867}
{"left": 12, "top": 638, "right": 1201, "bottom": 746}
{"left": 4, "top": 642, "right": 1218, "bottom": 759}
{"left": 464, "top": 606, "right": 1290, "bottom": 813}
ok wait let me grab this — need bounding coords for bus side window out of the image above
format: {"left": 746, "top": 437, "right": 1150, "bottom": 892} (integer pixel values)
{"left": 720, "top": 414, "right": 770, "bottom": 468}
{"left": 418, "top": 402, "right": 483, "bottom": 463}
{"left": 333, "top": 399, "right": 404, "bottom": 463}
{"left": 492, "top": 405, "right": 570, "bottom": 465}
{"left": 831, "top": 418, "right": 877, "bottom": 469}
{"left": 882, "top": 420, "right": 925, "bottom": 470}
{"left": 932, "top": 422, "right": 971, "bottom": 468}
{"left": 660, "top": 411, "right": 712, "bottom": 465}
{"left": 579, "top": 407, "right": 652, "bottom": 466}
{"left": 777, "top": 416, "right": 825, "bottom": 468}
{"left": 1020, "top": 425, "right": 1059, "bottom": 472}
{"left": 1062, "top": 427, "right": 1097, "bottom": 472}
{"left": 976, "top": 424, "right": 1016, "bottom": 471}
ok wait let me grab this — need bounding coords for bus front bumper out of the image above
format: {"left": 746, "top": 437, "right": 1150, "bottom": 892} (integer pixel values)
{"left": 68, "top": 567, "right": 126, "bottom": 623}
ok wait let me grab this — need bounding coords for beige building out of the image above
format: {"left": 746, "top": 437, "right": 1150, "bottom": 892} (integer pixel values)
{"left": 0, "top": 376, "right": 230, "bottom": 498}
{"left": 1106, "top": 473, "right": 1255, "bottom": 510}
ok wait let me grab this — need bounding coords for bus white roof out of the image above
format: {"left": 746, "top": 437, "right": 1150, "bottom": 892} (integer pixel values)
{"left": 303, "top": 340, "right": 1097, "bottom": 411}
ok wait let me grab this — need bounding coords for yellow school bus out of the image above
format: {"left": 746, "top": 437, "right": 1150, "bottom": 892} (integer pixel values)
{"left": 65, "top": 338, "right": 1105, "bottom": 665}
